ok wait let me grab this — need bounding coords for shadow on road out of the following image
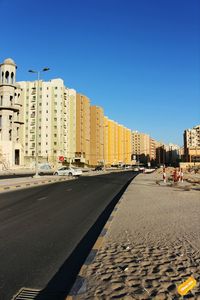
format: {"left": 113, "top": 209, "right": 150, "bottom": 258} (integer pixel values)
{"left": 35, "top": 174, "right": 136, "bottom": 300}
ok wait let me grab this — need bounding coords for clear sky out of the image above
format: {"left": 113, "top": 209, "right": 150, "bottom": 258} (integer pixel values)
{"left": 1, "top": 0, "right": 199, "bottom": 145}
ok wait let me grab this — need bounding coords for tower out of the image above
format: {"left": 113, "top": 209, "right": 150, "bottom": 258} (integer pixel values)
{"left": 0, "top": 58, "right": 24, "bottom": 169}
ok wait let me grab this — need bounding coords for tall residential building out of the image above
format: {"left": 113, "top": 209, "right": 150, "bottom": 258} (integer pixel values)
{"left": 117, "top": 124, "right": 125, "bottom": 164}
{"left": 184, "top": 125, "right": 200, "bottom": 162}
{"left": 107, "top": 119, "right": 118, "bottom": 165}
{"left": 103, "top": 116, "right": 109, "bottom": 166}
{"left": 124, "top": 127, "right": 132, "bottom": 164}
{"left": 90, "top": 105, "right": 104, "bottom": 166}
{"left": 75, "top": 93, "right": 90, "bottom": 165}
{"left": 104, "top": 118, "right": 131, "bottom": 166}
{"left": 150, "top": 138, "right": 156, "bottom": 161}
{"left": 132, "top": 131, "right": 150, "bottom": 164}
{"left": 18, "top": 79, "right": 76, "bottom": 166}
{"left": 0, "top": 58, "right": 24, "bottom": 170}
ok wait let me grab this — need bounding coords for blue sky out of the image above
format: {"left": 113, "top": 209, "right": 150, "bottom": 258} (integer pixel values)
{"left": 1, "top": 0, "right": 199, "bottom": 145}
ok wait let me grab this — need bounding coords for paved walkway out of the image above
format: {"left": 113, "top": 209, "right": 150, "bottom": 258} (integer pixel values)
{"left": 71, "top": 172, "right": 200, "bottom": 300}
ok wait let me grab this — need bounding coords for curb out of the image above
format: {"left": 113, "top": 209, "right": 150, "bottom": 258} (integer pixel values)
{"left": 0, "top": 177, "right": 75, "bottom": 193}
{"left": 65, "top": 192, "right": 124, "bottom": 299}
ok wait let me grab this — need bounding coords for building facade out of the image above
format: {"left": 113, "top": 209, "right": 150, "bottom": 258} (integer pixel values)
{"left": 132, "top": 131, "right": 150, "bottom": 164}
{"left": 75, "top": 93, "right": 90, "bottom": 165}
{"left": 0, "top": 58, "right": 24, "bottom": 170}
{"left": 18, "top": 78, "right": 76, "bottom": 167}
{"left": 90, "top": 105, "right": 104, "bottom": 166}
{"left": 184, "top": 125, "right": 200, "bottom": 162}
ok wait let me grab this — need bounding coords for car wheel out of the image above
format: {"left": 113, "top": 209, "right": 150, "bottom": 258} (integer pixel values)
{"left": 69, "top": 172, "right": 73, "bottom": 177}
{"left": 55, "top": 172, "right": 58, "bottom": 176}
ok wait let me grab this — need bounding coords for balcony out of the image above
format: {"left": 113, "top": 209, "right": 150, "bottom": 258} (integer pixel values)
{"left": 14, "top": 118, "right": 24, "bottom": 124}
{"left": 0, "top": 103, "right": 20, "bottom": 112}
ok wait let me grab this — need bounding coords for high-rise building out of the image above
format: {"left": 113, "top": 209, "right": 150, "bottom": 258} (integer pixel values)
{"left": 104, "top": 118, "right": 131, "bottom": 166}
{"left": 124, "top": 127, "right": 132, "bottom": 165}
{"left": 184, "top": 125, "right": 200, "bottom": 162}
{"left": 75, "top": 93, "right": 90, "bottom": 165}
{"left": 18, "top": 79, "right": 76, "bottom": 166}
{"left": 90, "top": 105, "right": 104, "bottom": 166}
{"left": 131, "top": 131, "right": 150, "bottom": 164}
{"left": 0, "top": 58, "right": 24, "bottom": 170}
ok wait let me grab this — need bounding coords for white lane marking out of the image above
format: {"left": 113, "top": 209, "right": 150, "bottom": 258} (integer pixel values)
{"left": 37, "top": 197, "right": 47, "bottom": 201}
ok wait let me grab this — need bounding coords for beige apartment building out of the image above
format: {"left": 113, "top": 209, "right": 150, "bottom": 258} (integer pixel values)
{"left": 0, "top": 58, "right": 24, "bottom": 170}
{"left": 132, "top": 131, "right": 150, "bottom": 164}
{"left": 124, "top": 127, "right": 132, "bottom": 165}
{"left": 103, "top": 117, "right": 131, "bottom": 166}
{"left": 184, "top": 125, "right": 200, "bottom": 162}
{"left": 75, "top": 93, "right": 90, "bottom": 165}
{"left": 90, "top": 105, "right": 104, "bottom": 166}
{"left": 18, "top": 79, "right": 76, "bottom": 167}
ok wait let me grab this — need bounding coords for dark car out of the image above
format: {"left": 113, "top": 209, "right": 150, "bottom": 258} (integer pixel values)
{"left": 94, "top": 166, "right": 103, "bottom": 171}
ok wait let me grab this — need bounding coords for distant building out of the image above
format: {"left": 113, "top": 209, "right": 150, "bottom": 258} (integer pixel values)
{"left": 0, "top": 58, "right": 24, "bottom": 170}
{"left": 184, "top": 125, "right": 200, "bottom": 162}
{"left": 131, "top": 131, "right": 150, "bottom": 164}
{"left": 165, "top": 143, "right": 180, "bottom": 166}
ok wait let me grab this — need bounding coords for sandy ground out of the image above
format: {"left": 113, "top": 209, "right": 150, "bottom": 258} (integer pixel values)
{"left": 75, "top": 172, "right": 200, "bottom": 299}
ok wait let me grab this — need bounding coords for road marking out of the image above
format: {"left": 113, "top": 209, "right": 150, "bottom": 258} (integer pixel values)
{"left": 37, "top": 197, "right": 47, "bottom": 201}
{"left": 66, "top": 188, "right": 72, "bottom": 192}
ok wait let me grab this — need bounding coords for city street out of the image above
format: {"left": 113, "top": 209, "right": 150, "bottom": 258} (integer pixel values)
{"left": 0, "top": 171, "right": 135, "bottom": 300}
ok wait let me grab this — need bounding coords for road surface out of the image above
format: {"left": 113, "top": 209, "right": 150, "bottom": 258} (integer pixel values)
{"left": 0, "top": 171, "right": 136, "bottom": 300}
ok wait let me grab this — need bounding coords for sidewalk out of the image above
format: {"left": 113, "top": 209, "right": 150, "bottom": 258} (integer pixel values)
{"left": 0, "top": 175, "right": 74, "bottom": 193}
{"left": 69, "top": 173, "right": 200, "bottom": 300}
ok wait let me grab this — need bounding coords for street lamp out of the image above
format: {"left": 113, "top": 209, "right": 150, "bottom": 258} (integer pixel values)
{"left": 28, "top": 67, "right": 50, "bottom": 177}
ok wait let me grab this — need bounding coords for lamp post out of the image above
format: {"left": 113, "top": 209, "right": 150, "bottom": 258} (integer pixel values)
{"left": 28, "top": 68, "right": 50, "bottom": 177}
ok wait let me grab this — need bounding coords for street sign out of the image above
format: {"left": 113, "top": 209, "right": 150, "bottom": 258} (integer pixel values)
{"left": 59, "top": 156, "right": 64, "bottom": 162}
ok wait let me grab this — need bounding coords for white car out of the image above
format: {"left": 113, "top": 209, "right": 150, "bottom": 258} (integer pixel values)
{"left": 54, "top": 167, "right": 82, "bottom": 177}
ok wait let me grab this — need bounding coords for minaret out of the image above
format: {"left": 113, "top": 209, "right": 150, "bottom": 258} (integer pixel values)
{"left": 0, "top": 58, "right": 24, "bottom": 169}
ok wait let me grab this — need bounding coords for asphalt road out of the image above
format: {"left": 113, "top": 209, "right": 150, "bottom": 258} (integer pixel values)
{"left": 0, "top": 171, "right": 136, "bottom": 300}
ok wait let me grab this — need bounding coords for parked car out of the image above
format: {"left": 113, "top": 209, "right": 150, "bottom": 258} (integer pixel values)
{"left": 94, "top": 165, "right": 103, "bottom": 171}
{"left": 54, "top": 166, "right": 82, "bottom": 177}
{"left": 38, "top": 163, "right": 54, "bottom": 175}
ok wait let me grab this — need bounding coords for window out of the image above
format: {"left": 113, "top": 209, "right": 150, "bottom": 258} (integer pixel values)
{"left": 0, "top": 96, "right": 3, "bottom": 106}
{"left": 5, "top": 71, "right": 9, "bottom": 84}
{"left": 0, "top": 115, "right": 2, "bottom": 127}
{"left": 9, "top": 130, "right": 12, "bottom": 140}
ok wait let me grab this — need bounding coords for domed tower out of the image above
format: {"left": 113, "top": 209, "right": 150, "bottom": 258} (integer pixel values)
{"left": 0, "top": 58, "right": 24, "bottom": 169}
